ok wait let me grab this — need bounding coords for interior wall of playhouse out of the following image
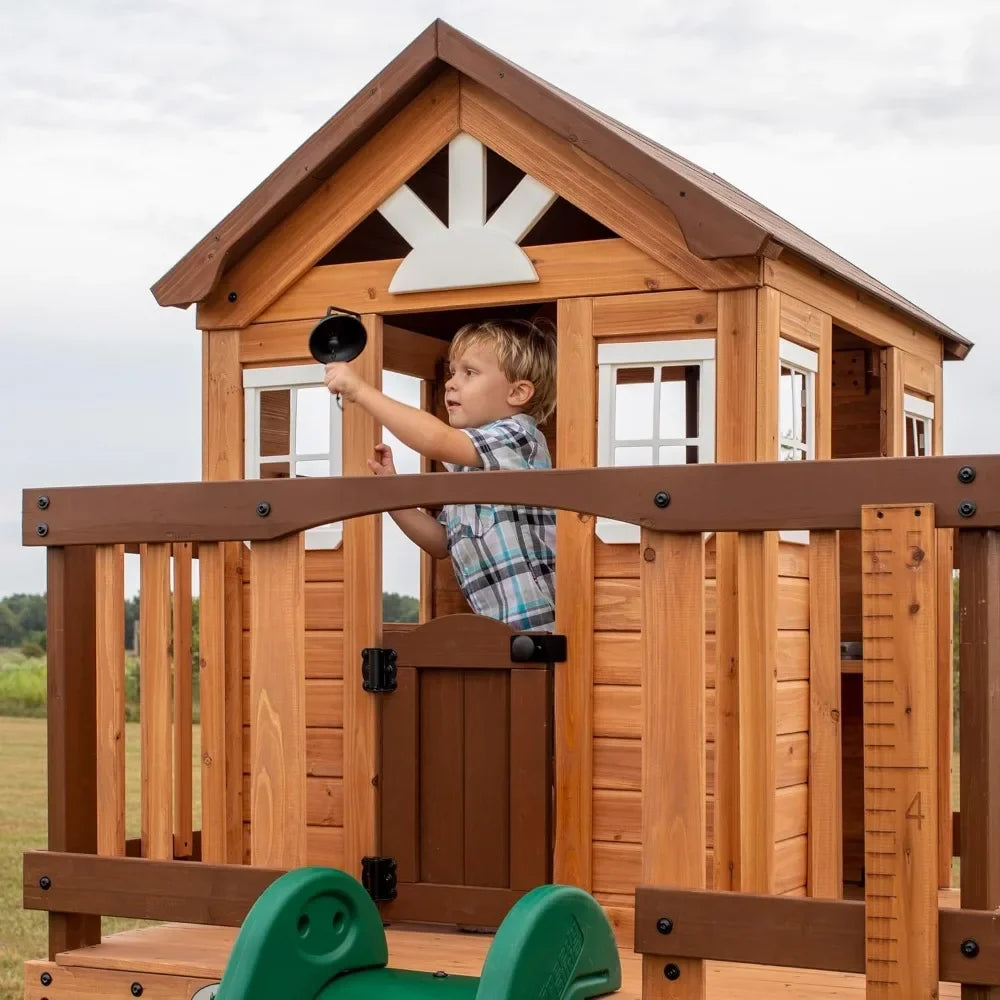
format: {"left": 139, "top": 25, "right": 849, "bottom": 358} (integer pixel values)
{"left": 193, "top": 70, "right": 953, "bottom": 942}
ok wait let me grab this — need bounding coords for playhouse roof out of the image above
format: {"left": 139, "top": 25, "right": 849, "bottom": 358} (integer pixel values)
{"left": 152, "top": 20, "right": 971, "bottom": 360}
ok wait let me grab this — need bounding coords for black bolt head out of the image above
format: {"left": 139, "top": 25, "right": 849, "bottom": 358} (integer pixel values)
{"left": 256, "top": 501, "right": 271, "bottom": 517}
{"left": 664, "top": 963, "right": 681, "bottom": 981}
{"left": 39, "top": 875, "right": 51, "bottom": 890}
{"left": 227, "top": 291, "right": 238, "bottom": 303}
{"left": 40, "top": 972, "right": 52, "bottom": 986}
{"left": 36, "top": 523, "right": 48, "bottom": 537}
{"left": 37, "top": 495, "right": 50, "bottom": 510}
{"left": 958, "top": 465, "right": 977, "bottom": 484}
{"left": 656, "top": 917, "right": 673, "bottom": 935}
{"left": 433, "top": 971, "right": 448, "bottom": 978}
{"left": 131, "top": 982, "right": 144, "bottom": 997}
{"left": 961, "top": 938, "right": 980, "bottom": 958}
{"left": 653, "top": 491, "right": 671, "bottom": 509}
{"left": 959, "top": 500, "right": 977, "bottom": 519}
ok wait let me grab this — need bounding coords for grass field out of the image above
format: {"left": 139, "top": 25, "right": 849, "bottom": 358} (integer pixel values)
{"left": 0, "top": 716, "right": 200, "bottom": 1000}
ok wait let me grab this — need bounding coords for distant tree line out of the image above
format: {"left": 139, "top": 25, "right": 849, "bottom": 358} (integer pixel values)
{"left": 0, "top": 590, "right": 420, "bottom": 653}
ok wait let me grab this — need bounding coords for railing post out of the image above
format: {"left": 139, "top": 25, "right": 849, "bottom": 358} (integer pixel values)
{"left": 45, "top": 545, "right": 100, "bottom": 958}
{"left": 957, "top": 529, "right": 1000, "bottom": 1000}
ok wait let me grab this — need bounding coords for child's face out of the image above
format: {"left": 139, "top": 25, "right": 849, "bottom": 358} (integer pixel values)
{"left": 444, "top": 343, "right": 530, "bottom": 429}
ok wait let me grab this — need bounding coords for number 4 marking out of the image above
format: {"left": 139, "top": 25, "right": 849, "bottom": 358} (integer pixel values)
{"left": 905, "top": 792, "right": 925, "bottom": 829}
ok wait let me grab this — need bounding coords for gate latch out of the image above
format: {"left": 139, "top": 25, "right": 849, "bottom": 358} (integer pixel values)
{"left": 510, "top": 633, "right": 567, "bottom": 663}
{"left": 361, "top": 856, "right": 398, "bottom": 902}
{"left": 361, "top": 648, "right": 397, "bottom": 693}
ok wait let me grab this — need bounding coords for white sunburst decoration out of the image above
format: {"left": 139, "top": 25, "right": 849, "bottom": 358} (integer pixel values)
{"left": 378, "top": 133, "right": 558, "bottom": 294}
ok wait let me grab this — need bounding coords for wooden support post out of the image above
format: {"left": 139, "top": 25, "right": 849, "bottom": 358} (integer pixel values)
{"left": 808, "top": 530, "right": 842, "bottom": 897}
{"left": 343, "top": 314, "right": 383, "bottom": 874}
{"left": 641, "top": 530, "right": 706, "bottom": 998}
{"left": 861, "top": 504, "right": 938, "bottom": 999}
{"left": 880, "top": 347, "right": 904, "bottom": 457}
{"left": 46, "top": 545, "right": 100, "bottom": 958}
{"left": 172, "top": 542, "right": 194, "bottom": 858}
{"left": 140, "top": 542, "right": 173, "bottom": 860}
{"left": 957, "top": 530, "right": 1000, "bottom": 1000}
{"left": 95, "top": 543, "right": 126, "bottom": 858}
{"left": 249, "top": 534, "right": 307, "bottom": 868}
{"left": 938, "top": 527, "right": 955, "bottom": 889}
{"left": 713, "top": 287, "right": 758, "bottom": 892}
{"left": 199, "top": 541, "right": 227, "bottom": 863}
{"left": 554, "top": 297, "right": 595, "bottom": 889}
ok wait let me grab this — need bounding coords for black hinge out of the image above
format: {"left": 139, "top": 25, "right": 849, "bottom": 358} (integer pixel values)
{"left": 361, "top": 856, "right": 398, "bottom": 902}
{"left": 510, "top": 633, "right": 567, "bottom": 663}
{"left": 361, "top": 647, "right": 397, "bottom": 693}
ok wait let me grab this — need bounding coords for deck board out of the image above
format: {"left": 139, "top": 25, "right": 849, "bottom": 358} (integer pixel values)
{"left": 52, "top": 921, "right": 963, "bottom": 998}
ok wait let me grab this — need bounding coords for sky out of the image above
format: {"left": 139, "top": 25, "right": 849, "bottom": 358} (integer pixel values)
{"left": 1, "top": 0, "right": 998, "bottom": 599}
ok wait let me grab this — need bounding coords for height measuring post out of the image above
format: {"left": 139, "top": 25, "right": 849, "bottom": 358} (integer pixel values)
{"left": 861, "top": 504, "right": 939, "bottom": 998}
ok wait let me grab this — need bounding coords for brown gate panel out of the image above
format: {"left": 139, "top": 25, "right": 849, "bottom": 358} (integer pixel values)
{"left": 378, "top": 615, "right": 554, "bottom": 927}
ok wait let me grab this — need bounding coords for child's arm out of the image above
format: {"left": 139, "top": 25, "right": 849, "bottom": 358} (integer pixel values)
{"left": 369, "top": 444, "right": 449, "bottom": 559}
{"left": 326, "top": 364, "right": 481, "bottom": 468}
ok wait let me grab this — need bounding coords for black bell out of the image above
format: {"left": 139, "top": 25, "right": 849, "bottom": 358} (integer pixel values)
{"left": 308, "top": 307, "right": 368, "bottom": 364}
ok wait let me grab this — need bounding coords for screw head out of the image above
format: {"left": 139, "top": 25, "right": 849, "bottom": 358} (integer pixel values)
{"left": 959, "top": 500, "right": 978, "bottom": 519}
{"left": 653, "top": 491, "right": 671, "bottom": 509}
{"left": 664, "top": 963, "right": 681, "bottom": 981}
{"left": 256, "top": 501, "right": 271, "bottom": 517}
{"left": 39, "top": 875, "right": 51, "bottom": 890}
{"left": 227, "top": 291, "right": 238, "bottom": 303}
{"left": 961, "top": 938, "right": 980, "bottom": 958}
{"left": 656, "top": 917, "right": 673, "bottom": 935}
{"left": 433, "top": 971, "right": 448, "bottom": 978}
{"left": 40, "top": 972, "right": 52, "bottom": 987}
{"left": 37, "top": 495, "right": 50, "bottom": 510}
{"left": 36, "top": 523, "right": 49, "bottom": 537}
{"left": 131, "top": 982, "right": 144, "bottom": 997}
{"left": 958, "top": 465, "right": 977, "bottom": 484}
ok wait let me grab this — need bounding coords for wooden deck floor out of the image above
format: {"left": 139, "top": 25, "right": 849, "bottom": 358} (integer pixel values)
{"left": 43, "top": 920, "right": 965, "bottom": 999}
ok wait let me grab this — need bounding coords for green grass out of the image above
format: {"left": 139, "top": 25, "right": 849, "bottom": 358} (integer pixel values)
{"left": 0, "top": 649, "right": 47, "bottom": 716}
{"left": 0, "top": 716, "right": 201, "bottom": 1000}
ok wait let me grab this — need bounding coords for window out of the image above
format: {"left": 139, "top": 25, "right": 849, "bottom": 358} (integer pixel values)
{"left": 243, "top": 365, "right": 343, "bottom": 549}
{"left": 778, "top": 339, "right": 818, "bottom": 461}
{"left": 596, "top": 339, "right": 716, "bottom": 543}
{"left": 904, "top": 393, "right": 934, "bottom": 457}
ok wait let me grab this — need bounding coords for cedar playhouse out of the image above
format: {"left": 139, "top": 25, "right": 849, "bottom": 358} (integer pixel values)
{"left": 24, "top": 19, "right": 1000, "bottom": 1000}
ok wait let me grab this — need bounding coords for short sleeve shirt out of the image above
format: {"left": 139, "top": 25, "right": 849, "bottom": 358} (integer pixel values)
{"left": 438, "top": 415, "right": 556, "bottom": 631}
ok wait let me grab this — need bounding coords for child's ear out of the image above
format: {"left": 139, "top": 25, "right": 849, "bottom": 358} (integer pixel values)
{"left": 507, "top": 380, "right": 536, "bottom": 408}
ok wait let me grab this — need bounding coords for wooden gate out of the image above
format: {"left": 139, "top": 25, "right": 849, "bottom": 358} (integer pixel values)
{"left": 376, "top": 615, "right": 555, "bottom": 929}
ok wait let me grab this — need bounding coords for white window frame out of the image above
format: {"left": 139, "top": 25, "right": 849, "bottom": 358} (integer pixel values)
{"left": 243, "top": 364, "right": 343, "bottom": 550}
{"left": 596, "top": 339, "right": 716, "bottom": 544}
{"left": 778, "top": 338, "right": 819, "bottom": 462}
{"left": 904, "top": 392, "right": 935, "bottom": 457}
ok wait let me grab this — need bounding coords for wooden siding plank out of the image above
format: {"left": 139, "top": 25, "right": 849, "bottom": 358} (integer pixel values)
{"left": 249, "top": 534, "right": 307, "bottom": 867}
{"left": 808, "top": 530, "right": 843, "bottom": 898}
{"left": 554, "top": 296, "right": 596, "bottom": 889}
{"left": 861, "top": 504, "right": 938, "bottom": 998}
{"left": 139, "top": 543, "right": 173, "bottom": 861}
{"left": 197, "top": 72, "right": 461, "bottom": 329}
{"left": 779, "top": 292, "right": 824, "bottom": 350}
{"left": 591, "top": 290, "right": 717, "bottom": 337}
{"left": 641, "top": 530, "right": 706, "bottom": 998}
{"left": 255, "top": 239, "right": 690, "bottom": 324}
{"left": 342, "top": 314, "right": 383, "bottom": 875}
{"left": 95, "top": 544, "right": 126, "bottom": 858}
{"left": 460, "top": 79, "right": 759, "bottom": 292}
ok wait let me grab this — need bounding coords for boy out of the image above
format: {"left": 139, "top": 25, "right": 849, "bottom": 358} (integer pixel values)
{"left": 324, "top": 318, "right": 556, "bottom": 631}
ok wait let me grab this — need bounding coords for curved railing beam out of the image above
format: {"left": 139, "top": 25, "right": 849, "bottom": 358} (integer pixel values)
{"left": 21, "top": 454, "right": 1000, "bottom": 545}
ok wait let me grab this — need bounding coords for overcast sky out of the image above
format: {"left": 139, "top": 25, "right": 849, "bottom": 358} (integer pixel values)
{"left": 1, "top": 0, "right": 998, "bottom": 599}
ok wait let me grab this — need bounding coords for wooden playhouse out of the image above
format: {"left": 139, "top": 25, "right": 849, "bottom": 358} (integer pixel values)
{"left": 22, "top": 20, "right": 1000, "bottom": 1000}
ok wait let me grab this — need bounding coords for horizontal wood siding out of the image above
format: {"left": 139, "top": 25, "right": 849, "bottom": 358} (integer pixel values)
{"left": 242, "top": 546, "right": 344, "bottom": 867}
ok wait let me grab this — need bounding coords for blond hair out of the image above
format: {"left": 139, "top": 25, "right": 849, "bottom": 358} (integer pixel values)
{"left": 449, "top": 317, "right": 557, "bottom": 424}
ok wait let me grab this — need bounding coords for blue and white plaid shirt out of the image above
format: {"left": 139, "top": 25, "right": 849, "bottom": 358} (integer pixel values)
{"left": 439, "top": 415, "right": 556, "bottom": 631}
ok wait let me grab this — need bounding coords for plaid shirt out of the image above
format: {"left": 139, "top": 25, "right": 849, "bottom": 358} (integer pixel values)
{"left": 439, "top": 415, "right": 556, "bottom": 631}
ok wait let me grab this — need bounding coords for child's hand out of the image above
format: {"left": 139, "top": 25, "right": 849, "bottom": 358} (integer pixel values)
{"left": 324, "top": 362, "right": 363, "bottom": 401}
{"left": 367, "top": 444, "right": 397, "bottom": 477}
